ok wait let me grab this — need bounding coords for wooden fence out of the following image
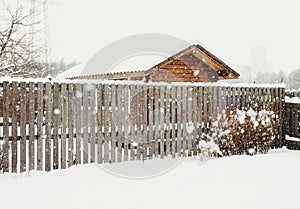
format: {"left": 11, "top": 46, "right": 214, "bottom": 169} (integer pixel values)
{"left": 0, "top": 80, "right": 285, "bottom": 173}
{"left": 285, "top": 102, "right": 300, "bottom": 138}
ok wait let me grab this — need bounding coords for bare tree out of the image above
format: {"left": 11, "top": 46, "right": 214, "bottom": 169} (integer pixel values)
{"left": 0, "top": 0, "right": 50, "bottom": 78}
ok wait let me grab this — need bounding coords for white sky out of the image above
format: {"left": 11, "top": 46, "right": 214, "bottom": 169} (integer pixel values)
{"left": 45, "top": 0, "right": 300, "bottom": 72}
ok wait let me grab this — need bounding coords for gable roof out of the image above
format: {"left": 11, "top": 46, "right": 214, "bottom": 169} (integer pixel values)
{"left": 146, "top": 44, "right": 239, "bottom": 79}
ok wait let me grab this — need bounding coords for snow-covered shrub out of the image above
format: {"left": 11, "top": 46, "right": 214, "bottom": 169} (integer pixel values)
{"left": 204, "top": 108, "right": 278, "bottom": 156}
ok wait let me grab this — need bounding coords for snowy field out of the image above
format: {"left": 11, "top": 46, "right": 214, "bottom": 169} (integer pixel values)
{"left": 0, "top": 147, "right": 300, "bottom": 209}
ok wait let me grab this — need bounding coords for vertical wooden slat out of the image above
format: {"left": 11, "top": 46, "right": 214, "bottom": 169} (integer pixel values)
{"left": 68, "top": 83, "right": 74, "bottom": 167}
{"left": 154, "top": 85, "right": 160, "bottom": 158}
{"left": 142, "top": 85, "right": 148, "bottom": 161}
{"left": 165, "top": 85, "right": 170, "bottom": 157}
{"left": 117, "top": 84, "right": 123, "bottom": 163}
{"left": 37, "top": 82, "right": 44, "bottom": 171}
{"left": 176, "top": 86, "right": 182, "bottom": 156}
{"left": 11, "top": 82, "right": 18, "bottom": 173}
{"left": 75, "top": 83, "right": 82, "bottom": 165}
{"left": 135, "top": 85, "right": 141, "bottom": 160}
{"left": 104, "top": 84, "right": 110, "bottom": 163}
{"left": 187, "top": 86, "right": 192, "bottom": 156}
{"left": 111, "top": 84, "right": 116, "bottom": 163}
{"left": 203, "top": 86, "right": 208, "bottom": 138}
{"left": 129, "top": 84, "right": 136, "bottom": 160}
{"left": 171, "top": 85, "right": 176, "bottom": 158}
{"left": 97, "top": 84, "right": 103, "bottom": 164}
{"left": 2, "top": 81, "right": 10, "bottom": 173}
{"left": 192, "top": 86, "right": 198, "bottom": 154}
{"left": 182, "top": 86, "right": 187, "bottom": 156}
{"left": 20, "top": 82, "right": 27, "bottom": 172}
{"left": 148, "top": 85, "right": 154, "bottom": 159}
{"left": 82, "top": 84, "right": 89, "bottom": 164}
{"left": 124, "top": 85, "right": 129, "bottom": 161}
{"left": 198, "top": 86, "right": 203, "bottom": 142}
{"left": 90, "top": 84, "right": 96, "bottom": 163}
{"left": 45, "top": 82, "right": 52, "bottom": 171}
{"left": 61, "top": 83, "right": 67, "bottom": 169}
{"left": 160, "top": 85, "right": 165, "bottom": 158}
{"left": 28, "top": 82, "right": 35, "bottom": 170}
{"left": 52, "top": 83, "right": 60, "bottom": 169}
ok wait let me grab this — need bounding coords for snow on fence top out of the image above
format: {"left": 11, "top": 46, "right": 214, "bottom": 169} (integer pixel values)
{"left": 0, "top": 76, "right": 285, "bottom": 89}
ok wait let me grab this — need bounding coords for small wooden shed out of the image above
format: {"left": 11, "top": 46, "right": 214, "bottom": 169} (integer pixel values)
{"left": 69, "top": 44, "right": 239, "bottom": 82}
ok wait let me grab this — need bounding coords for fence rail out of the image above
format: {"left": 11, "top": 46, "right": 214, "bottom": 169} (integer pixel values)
{"left": 0, "top": 80, "right": 285, "bottom": 173}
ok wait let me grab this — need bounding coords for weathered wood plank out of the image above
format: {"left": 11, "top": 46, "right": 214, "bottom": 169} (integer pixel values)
{"left": 82, "top": 84, "right": 89, "bottom": 164}
{"left": 198, "top": 86, "right": 203, "bottom": 142}
{"left": 148, "top": 85, "right": 154, "bottom": 159}
{"left": 52, "top": 83, "right": 60, "bottom": 169}
{"left": 37, "top": 82, "right": 44, "bottom": 171}
{"left": 97, "top": 84, "right": 103, "bottom": 164}
{"left": 11, "top": 82, "right": 18, "bottom": 173}
{"left": 187, "top": 86, "right": 192, "bottom": 156}
{"left": 90, "top": 84, "right": 96, "bottom": 163}
{"left": 176, "top": 86, "right": 182, "bottom": 156}
{"left": 111, "top": 84, "right": 116, "bottom": 163}
{"left": 135, "top": 84, "right": 141, "bottom": 160}
{"left": 182, "top": 86, "right": 187, "bottom": 156}
{"left": 160, "top": 85, "right": 165, "bottom": 158}
{"left": 124, "top": 85, "right": 129, "bottom": 161}
{"left": 117, "top": 84, "right": 123, "bottom": 163}
{"left": 2, "top": 81, "right": 10, "bottom": 173}
{"left": 171, "top": 85, "right": 176, "bottom": 158}
{"left": 28, "top": 82, "right": 35, "bottom": 170}
{"left": 203, "top": 87, "right": 208, "bottom": 139}
{"left": 129, "top": 84, "right": 136, "bottom": 160}
{"left": 154, "top": 85, "right": 160, "bottom": 158}
{"left": 20, "top": 82, "right": 27, "bottom": 172}
{"left": 104, "top": 84, "right": 110, "bottom": 163}
{"left": 68, "top": 83, "right": 74, "bottom": 167}
{"left": 45, "top": 82, "right": 52, "bottom": 171}
{"left": 61, "top": 83, "right": 67, "bottom": 169}
{"left": 165, "top": 85, "right": 171, "bottom": 157}
{"left": 142, "top": 85, "right": 148, "bottom": 161}
{"left": 75, "top": 83, "right": 82, "bottom": 165}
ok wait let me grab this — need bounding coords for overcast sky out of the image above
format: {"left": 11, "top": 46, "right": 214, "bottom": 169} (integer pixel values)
{"left": 45, "top": 0, "right": 300, "bottom": 73}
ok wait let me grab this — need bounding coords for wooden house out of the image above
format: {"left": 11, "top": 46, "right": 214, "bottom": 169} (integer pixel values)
{"left": 69, "top": 44, "right": 239, "bottom": 82}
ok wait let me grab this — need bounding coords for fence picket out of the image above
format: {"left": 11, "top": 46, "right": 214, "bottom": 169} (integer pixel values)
{"left": 11, "top": 82, "right": 18, "bottom": 172}
{"left": 45, "top": 82, "right": 52, "bottom": 171}
{"left": 68, "top": 83, "right": 74, "bottom": 167}
{"left": 97, "top": 84, "right": 103, "bottom": 164}
{"left": 53, "top": 83, "right": 60, "bottom": 169}
{"left": 61, "top": 83, "right": 67, "bottom": 169}
{"left": 37, "top": 82, "right": 44, "bottom": 171}
{"left": 82, "top": 84, "right": 89, "bottom": 164}
{"left": 148, "top": 85, "right": 154, "bottom": 159}
{"left": 90, "top": 84, "right": 96, "bottom": 163}
{"left": 28, "top": 82, "right": 35, "bottom": 170}
{"left": 171, "top": 86, "right": 176, "bottom": 158}
{"left": 124, "top": 85, "right": 129, "bottom": 161}
{"left": 2, "top": 81, "right": 10, "bottom": 173}
{"left": 75, "top": 83, "right": 82, "bottom": 165}
{"left": 20, "top": 82, "right": 27, "bottom": 172}
{"left": 176, "top": 86, "right": 182, "bottom": 156}
{"left": 160, "top": 85, "right": 165, "bottom": 158}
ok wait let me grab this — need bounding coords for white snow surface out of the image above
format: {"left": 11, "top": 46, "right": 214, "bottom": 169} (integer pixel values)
{"left": 0, "top": 148, "right": 300, "bottom": 209}
{"left": 285, "top": 96, "right": 300, "bottom": 104}
{"left": 286, "top": 135, "right": 300, "bottom": 142}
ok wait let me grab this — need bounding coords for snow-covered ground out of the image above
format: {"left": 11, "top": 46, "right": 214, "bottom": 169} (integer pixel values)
{"left": 0, "top": 147, "right": 300, "bottom": 209}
